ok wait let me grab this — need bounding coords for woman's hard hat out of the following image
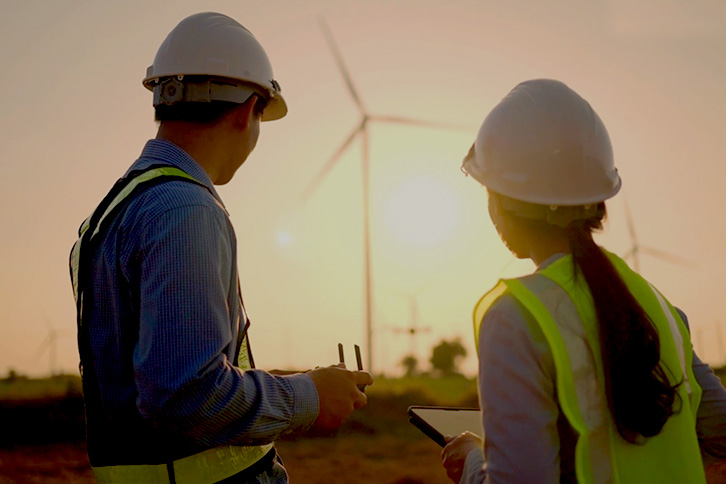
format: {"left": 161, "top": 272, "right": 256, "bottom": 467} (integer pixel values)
{"left": 143, "top": 12, "right": 287, "bottom": 121}
{"left": 462, "top": 79, "right": 621, "bottom": 206}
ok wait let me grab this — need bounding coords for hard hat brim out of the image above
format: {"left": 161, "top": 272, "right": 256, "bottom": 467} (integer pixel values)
{"left": 262, "top": 95, "right": 287, "bottom": 121}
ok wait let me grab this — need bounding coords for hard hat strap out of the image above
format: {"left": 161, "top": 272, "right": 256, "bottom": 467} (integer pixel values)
{"left": 496, "top": 191, "right": 604, "bottom": 228}
{"left": 152, "top": 76, "right": 268, "bottom": 107}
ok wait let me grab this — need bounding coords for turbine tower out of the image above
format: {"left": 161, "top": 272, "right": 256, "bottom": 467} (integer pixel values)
{"left": 302, "top": 19, "right": 468, "bottom": 374}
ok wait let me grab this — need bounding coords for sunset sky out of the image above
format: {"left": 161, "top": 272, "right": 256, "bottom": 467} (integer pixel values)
{"left": 1, "top": 0, "right": 725, "bottom": 377}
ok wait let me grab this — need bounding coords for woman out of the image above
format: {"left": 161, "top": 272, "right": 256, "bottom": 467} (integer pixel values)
{"left": 441, "top": 79, "right": 726, "bottom": 484}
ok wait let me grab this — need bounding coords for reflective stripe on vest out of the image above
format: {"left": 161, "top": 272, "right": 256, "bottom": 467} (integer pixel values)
{"left": 70, "top": 167, "right": 200, "bottom": 306}
{"left": 473, "top": 251, "right": 705, "bottom": 484}
{"left": 70, "top": 166, "right": 273, "bottom": 484}
{"left": 92, "top": 444, "right": 274, "bottom": 484}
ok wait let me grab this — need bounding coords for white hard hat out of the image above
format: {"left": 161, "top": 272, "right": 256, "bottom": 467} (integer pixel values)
{"left": 462, "top": 79, "right": 620, "bottom": 206}
{"left": 143, "top": 12, "right": 287, "bottom": 121}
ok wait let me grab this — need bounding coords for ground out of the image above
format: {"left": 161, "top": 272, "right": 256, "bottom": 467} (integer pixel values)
{"left": 2, "top": 374, "right": 726, "bottom": 483}
{"left": 0, "top": 436, "right": 451, "bottom": 484}
{"left": 3, "top": 439, "right": 726, "bottom": 483}
{"left": 0, "top": 375, "right": 465, "bottom": 484}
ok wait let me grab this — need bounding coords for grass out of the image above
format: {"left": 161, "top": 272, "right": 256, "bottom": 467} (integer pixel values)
{"left": 0, "top": 374, "right": 81, "bottom": 401}
{"left": 0, "top": 373, "right": 477, "bottom": 447}
{"left": 367, "top": 374, "right": 478, "bottom": 407}
{"left": 0, "top": 373, "right": 477, "bottom": 403}
{"left": 4, "top": 367, "right": 724, "bottom": 405}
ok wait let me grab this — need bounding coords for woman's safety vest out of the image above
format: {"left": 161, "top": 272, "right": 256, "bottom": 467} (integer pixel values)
{"left": 69, "top": 166, "right": 273, "bottom": 484}
{"left": 473, "top": 251, "right": 706, "bottom": 484}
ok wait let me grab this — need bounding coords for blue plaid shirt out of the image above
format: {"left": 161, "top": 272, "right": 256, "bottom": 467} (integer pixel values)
{"left": 82, "top": 139, "right": 318, "bottom": 482}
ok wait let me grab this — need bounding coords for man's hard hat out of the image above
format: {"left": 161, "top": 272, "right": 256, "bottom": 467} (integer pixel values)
{"left": 462, "top": 79, "right": 621, "bottom": 206}
{"left": 143, "top": 12, "right": 287, "bottom": 121}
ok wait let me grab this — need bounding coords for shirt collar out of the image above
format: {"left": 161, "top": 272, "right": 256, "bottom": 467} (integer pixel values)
{"left": 130, "top": 139, "right": 225, "bottom": 207}
{"left": 537, "top": 252, "right": 568, "bottom": 270}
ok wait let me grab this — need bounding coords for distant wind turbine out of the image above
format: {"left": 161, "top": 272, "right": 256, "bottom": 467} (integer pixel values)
{"left": 302, "top": 18, "right": 469, "bottom": 374}
{"left": 621, "top": 198, "right": 696, "bottom": 272}
{"left": 392, "top": 286, "right": 431, "bottom": 359}
{"left": 33, "top": 330, "right": 59, "bottom": 376}
{"left": 32, "top": 312, "right": 71, "bottom": 376}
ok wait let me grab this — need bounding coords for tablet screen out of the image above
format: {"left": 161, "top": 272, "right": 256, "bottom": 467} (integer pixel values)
{"left": 408, "top": 406, "right": 481, "bottom": 447}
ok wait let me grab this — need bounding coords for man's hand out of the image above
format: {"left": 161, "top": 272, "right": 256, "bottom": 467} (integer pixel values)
{"left": 441, "top": 431, "right": 483, "bottom": 483}
{"left": 306, "top": 365, "right": 373, "bottom": 430}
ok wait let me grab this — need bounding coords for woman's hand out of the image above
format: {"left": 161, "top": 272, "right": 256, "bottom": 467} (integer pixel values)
{"left": 441, "top": 431, "right": 483, "bottom": 483}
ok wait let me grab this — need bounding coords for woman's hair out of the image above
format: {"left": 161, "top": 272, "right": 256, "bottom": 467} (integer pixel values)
{"left": 565, "top": 204, "right": 681, "bottom": 443}
{"left": 496, "top": 193, "right": 681, "bottom": 443}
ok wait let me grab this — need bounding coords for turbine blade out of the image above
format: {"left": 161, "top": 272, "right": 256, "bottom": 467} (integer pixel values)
{"left": 498, "top": 256, "right": 517, "bottom": 276}
{"left": 623, "top": 196, "right": 638, "bottom": 245}
{"left": 32, "top": 335, "right": 51, "bottom": 360}
{"left": 41, "top": 309, "right": 52, "bottom": 329}
{"left": 391, "top": 290, "right": 409, "bottom": 300}
{"left": 318, "top": 17, "right": 366, "bottom": 114}
{"left": 300, "top": 123, "right": 363, "bottom": 201}
{"left": 413, "top": 283, "right": 428, "bottom": 296}
{"left": 371, "top": 114, "right": 471, "bottom": 132}
{"left": 639, "top": 246, "right": 697, "bottom": 268}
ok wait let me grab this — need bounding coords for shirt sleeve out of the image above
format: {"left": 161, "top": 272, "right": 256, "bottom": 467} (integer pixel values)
{"left": 677, "top": 309, "right": 726, "bottom": 465}
{"left": 461, "top": 448, "right": 486, "bottom": 484}
{"left": 127, "top": 202, "right": 318, "bottom": 448}
{"left": 463, "top": 294, "right": 561, "bottom": 484}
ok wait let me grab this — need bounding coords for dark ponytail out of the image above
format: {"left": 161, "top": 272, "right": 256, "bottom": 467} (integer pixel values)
{"left": 566, "top": 204, "right": 681, "bottom": 443}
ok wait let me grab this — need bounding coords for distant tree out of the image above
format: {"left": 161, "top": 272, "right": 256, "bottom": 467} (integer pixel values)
{"left": 400, "top": 354, "right": 419, "bottom": 378}
{"left": 429, "top": 339, "right": 467, "bottom": 376}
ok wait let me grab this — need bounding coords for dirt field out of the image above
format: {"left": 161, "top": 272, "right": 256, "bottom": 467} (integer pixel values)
{"left": 0, "top": 435, "right": 450, "bottom": 484}
{"left": 0, "top": 375, "right": 463, "bottom": 483}
{"left": 2, "top": 375, "right": 725, "bottom": 483}
{"left": 276, "top": 435, "right": 450, "bottom": 484}
{"left": 0, "top": 442, "right": 93, "bottom": 484}
{"left": 4, "top": 438, "right": 726, "bottom": 484}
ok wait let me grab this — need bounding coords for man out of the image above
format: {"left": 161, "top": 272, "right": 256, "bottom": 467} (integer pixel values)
{"left": 70, "top": 12, "right": 373, "bottom": 483}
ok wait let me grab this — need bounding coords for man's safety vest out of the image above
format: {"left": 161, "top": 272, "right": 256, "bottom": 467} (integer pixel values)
{"left": 473, "top": 251, "right": 706, "bottom": 484}
{"left": 70, "top": 165, "right": 273, "bottom": 484}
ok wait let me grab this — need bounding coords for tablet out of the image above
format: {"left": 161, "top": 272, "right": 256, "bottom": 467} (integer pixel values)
{"left": 407, "top": 406, "right": 481, "bottom": 447}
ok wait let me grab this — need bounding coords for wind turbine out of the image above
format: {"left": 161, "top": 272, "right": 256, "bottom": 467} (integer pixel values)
{"left": 302, "top": 19, "right": 469, "bottom": 374}
{"left": 32, "top": 313, "right": 70, "bottom": 376}
{"left": 392, "top": 286, "right": 431, "bottom": 359}
{"left": 33, "top": 330, "right": 59, "bottom": 376}
{"left": 621, "top": 198, "right": 695, "bottom": 272}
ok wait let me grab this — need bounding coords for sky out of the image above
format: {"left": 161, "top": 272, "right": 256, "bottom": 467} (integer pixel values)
{"left": 1, "top": 0, "right": 725, "bottom": 378}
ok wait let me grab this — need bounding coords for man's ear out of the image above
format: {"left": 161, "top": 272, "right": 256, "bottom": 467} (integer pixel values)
{"left": 229, "top": 96, "right": 257, "bottom": 131}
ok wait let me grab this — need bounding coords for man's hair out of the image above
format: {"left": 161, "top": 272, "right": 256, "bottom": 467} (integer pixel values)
{"left": 154, "top": 95, "right": 266, "bottom": 124}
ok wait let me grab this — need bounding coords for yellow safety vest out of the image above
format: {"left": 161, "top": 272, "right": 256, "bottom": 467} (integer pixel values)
{"left": 70, "top": 166, "right": 273, "bottom": 484}
{"left": 473, "top": 251, "right": 706, "bottom": 484}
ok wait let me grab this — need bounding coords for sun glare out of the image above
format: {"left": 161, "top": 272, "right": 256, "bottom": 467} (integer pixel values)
{"left": 276, "top": 231, "right": 292, "bottom": 247}
{"left": 383, "top": 176, "right": 461, "bottom": 249}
